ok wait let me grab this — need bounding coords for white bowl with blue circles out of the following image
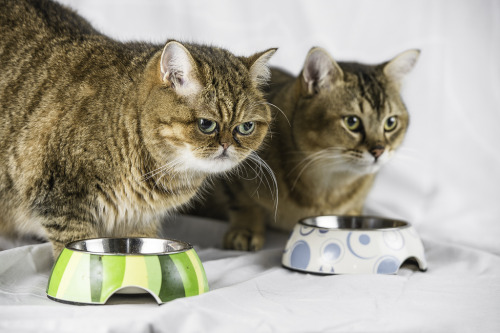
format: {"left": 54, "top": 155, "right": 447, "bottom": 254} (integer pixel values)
{"left": 282, "top": 215, "right": 428, "bottom": 274}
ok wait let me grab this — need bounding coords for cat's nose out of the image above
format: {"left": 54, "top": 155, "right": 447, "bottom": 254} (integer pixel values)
{"left": 370, "top": 145, "right": 385, "bottom": 159}
{"left": 220, "top": 142, "right": 231, "bottom": 150}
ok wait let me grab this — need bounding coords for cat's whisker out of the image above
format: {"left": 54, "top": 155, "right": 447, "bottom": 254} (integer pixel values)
{"left": 285, "top": 148, "right": 346, "bottom": 155}
{"left": 245, "top": 152, "right": 279, "bottom": 221}
{"left": 154, "top": 169, "right": 176, "bottom": 192}
{"left": 239, "top": 159, "right": 265, "bottom": 197}
{"left": 291, "top": 152, "right": 334, "bottom": 191}
{"left": 258, "top": 101, "right": 291, "bottom": 127}
{"left": 141, "top": 163, "right": 170, "bottom": 180}
{"left": 237, "top": 151, "right": 265, "bottom": 188}
{"left": 144, "top": 159, "right": 182, "bottom": 180}
{"left": 287, "top": 148, "right": 341, "bottom": 177}
{"left": 245, "top": 113, "right": 274, "bottom": 140}
{"left": 142, "top": 145, "right": 216, "bottom": 184}
{"left": 239, "top": 160, "right": 262, "bottom": 182}
{"left": 291, "top": 149, "right": 347, "bottom": 189}
{"left": 142, "top": 165, "right": 173, "bottom": 182}
{"left": 319, "top": 159, "right": 350, "bottom": 171}
{"left": 148, "top": 157, "right": 187, "bottom": 192}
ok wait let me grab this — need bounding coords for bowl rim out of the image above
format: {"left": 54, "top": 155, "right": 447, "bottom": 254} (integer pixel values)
{"left": 64, "top": 237, "right": 193, "bottom": 256}
{"left": 298, "top": 215, "right": 411, "bottom": 231}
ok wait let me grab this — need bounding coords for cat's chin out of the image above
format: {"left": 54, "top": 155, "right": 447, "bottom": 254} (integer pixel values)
{"left": 179, "top": 152, "right": 238, "bottom": 174}
{"left": 190, "top": 158, "right": 238, "bottom": 174}
{"left": 347, "top": 151, "right": 392, "bottom": 175}
{"left": 349, "top": 158, "right": 389, "bottom": 175}
{"left": 180, "top": 147, "right": 244, "bottom": 174}
{"left": 350, "top": 164, "right": 383, "bottom": 175}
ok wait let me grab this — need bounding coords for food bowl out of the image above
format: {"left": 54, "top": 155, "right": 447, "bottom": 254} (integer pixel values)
{"left": 282, "top": 216, "right": 427, "bottom": 274}
{"left": 46, "top": 237, "right": 209, "bottom": 305}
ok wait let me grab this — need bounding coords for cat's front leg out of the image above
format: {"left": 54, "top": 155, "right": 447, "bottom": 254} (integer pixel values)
{"left": 41, "top": 216, "right": 99, "bottom": 258}
{"left": 224, "top": 205, "right": 267, "bottom": 251}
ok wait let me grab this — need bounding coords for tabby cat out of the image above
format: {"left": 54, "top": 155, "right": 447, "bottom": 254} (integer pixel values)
{"left": 0, "top": 0, "right": 276, "bottom": 256}
{"left": 215, "top": 47, "right": 419, "bottom": 250}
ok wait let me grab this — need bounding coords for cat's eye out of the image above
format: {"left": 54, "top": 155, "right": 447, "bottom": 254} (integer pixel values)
{"left": 384, "top": 116, "right": 398, "bottom": 132}
{"left": 198, "top": 119, "right": 218, "bottom": 134}
{"left": 235, "top": 121, "right": 255, "bottom": 136}
{"left": 343, "top": 116, "right": 361, "bottom": 132}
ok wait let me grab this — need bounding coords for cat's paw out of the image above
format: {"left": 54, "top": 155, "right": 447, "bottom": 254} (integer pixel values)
{"left": 223, "top": 229, "right": 265, "bottom": 251}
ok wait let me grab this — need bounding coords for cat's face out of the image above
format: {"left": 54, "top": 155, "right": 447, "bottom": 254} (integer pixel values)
{"left": 141, "top": 42, "right": 275, "bottom": 175}
{"left": 292, "top": 48, "right": 419, "bottom": 175}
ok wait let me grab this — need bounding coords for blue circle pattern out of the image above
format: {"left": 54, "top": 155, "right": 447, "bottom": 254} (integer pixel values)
{"left": 346, "top": 232, "right": 376, "bottom": 259}
{"left": 290, "top": 241, "right": 311, "bottom": 269}
{"left": 359, "top": 234, "right": 370, "bottom": 245}
{"left": 285, "top": 230, "right": 414, "bottom": 274}
{"left": 376, "top": 256, "right": 401, "bottom": 274}
{"left": 299, "top": 226, "right": 315, "bottom": 236}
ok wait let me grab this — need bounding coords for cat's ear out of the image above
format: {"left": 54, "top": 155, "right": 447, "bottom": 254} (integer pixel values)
{"left": 160, "top": 41, "right": 202, "bottom": 96}
{"left": 383, "top": 49, "right": 420, "bottom": 86}
{"left": 243, "top": 48, "right": 277, "bottom": 87}
{"left": 302, "top": 47, "right": 343, "bottom": 95}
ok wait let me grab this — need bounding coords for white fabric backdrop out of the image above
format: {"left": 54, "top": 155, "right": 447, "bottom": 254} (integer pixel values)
{"left": 1, "top": 1, "right": 499, "bottom": 332}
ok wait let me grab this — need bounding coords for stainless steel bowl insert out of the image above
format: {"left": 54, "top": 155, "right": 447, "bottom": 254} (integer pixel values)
{"left": 300, "top": 215, "right": 409, "bottom": 230}
{"left": 66, "top": 237, "right": 192, "bottom": 255}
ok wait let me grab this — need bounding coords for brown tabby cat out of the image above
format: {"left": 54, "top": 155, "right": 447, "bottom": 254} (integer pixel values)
{"left": 210, "top": 47, "right": 420, "bottom": 250}
{"left": 0, "top": 0, "right": 276, "bottom": 256}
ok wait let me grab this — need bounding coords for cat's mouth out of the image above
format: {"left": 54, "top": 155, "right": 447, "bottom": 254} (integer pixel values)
{"left": 181, "top": 146, "right": 240, "bottom": 174}
{"left": 350, "top": 151, "right": 390, "bottom": 174}
{"left": 205, "top": 151, "right": 238, "bottom": 173}
{"left": 215, "top": 149, "right": 230, "bottom": 159}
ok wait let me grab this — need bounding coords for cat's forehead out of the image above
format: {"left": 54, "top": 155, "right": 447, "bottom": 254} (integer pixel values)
{"left": 198, "top": 88, "right": 264, "bottom": 125}
{"left": 186, "top": 45, "right": 264, "bottom": 122}
{"left": 186, "top": 45, "right": 251, "bottom": 92}
{"left": 337, "top": 62, "right": 403, "bottom": 115}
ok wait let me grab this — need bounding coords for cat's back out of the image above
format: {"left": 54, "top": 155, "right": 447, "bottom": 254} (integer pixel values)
{"left": 0, "top": 0, "right": 100, "bottom": 40}
{"left": 0, "top": 0, "right": 108, "bottom": 103}
{"left": 0, "top": 0, "right": 154, "bottom": 186}
{"left": 0, "top": 0, "right": 151, "bottom": 125}
{"left": 1, "top": 0, "right": 104, "bottom": 144}
{"left": 270, "top": 68, "right": 294, "bottom": 84}
{"left": 264, "top": 67, "right": 295, "bottom": 113}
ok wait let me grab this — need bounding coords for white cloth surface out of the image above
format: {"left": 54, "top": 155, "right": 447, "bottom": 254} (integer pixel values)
{"left": 1, "top": 0, "right": 500, "bottom": 332}
{"left": 1, "top": 216, "right": 500, "bottom": 332}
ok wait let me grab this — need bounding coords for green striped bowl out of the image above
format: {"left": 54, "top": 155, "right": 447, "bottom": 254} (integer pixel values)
{"left": 46, "top": 238, "right": 209, "bottom": 305}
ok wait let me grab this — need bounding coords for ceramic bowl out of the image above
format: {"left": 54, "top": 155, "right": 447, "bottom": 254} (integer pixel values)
{"left": 282, "top": 215, "right": 428, "bottom": 274}
{"left": 46, "top": 237, "right": 209, "bottom": 305}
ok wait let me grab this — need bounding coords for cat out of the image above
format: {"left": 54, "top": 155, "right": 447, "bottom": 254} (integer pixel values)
{"left": 0, "top": 0, "right": 276, "bottom": 257}
{"left": 193, "top": 47, "right": 419, "bottom": 251}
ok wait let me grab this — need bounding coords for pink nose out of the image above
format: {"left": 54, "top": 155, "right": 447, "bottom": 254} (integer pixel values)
{"left": 370, "top": 145, "right": 385, "bottom": 159}
{"left": 221, "top": 142, "right": 231, "bottom": 150}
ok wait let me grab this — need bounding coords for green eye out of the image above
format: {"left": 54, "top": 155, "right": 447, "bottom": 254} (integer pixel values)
{"left": 236, "top": 121, "right": 255, "bottom": 135}
{"left": 198, "top": 119, "right": 217, "bottom": 134}
{"left": 343, "top": 116, "right": 361, "bottom": 131}
{"left": 384, "top": 116, "right": 398, "bottom": 131}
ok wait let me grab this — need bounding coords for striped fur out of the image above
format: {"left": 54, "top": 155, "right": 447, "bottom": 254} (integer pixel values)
{"left": 0, "top": 0, "right": 275, "bottom": 256}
